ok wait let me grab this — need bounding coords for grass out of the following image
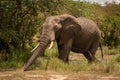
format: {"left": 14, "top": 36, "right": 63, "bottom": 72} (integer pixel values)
{"left": 32, "top": 56, "right": 120, "bottom": 73}
{"left": 0, "top": 49, "right": 31, "bottom": 70}
{"left": 103, "top": 46, "right": 120, "bottom": 55}
{"left": 0, "top": 46, "right": 120, "bottom": 75}
{"left": 27, "top": 46, "right": 120, "bottom": 75}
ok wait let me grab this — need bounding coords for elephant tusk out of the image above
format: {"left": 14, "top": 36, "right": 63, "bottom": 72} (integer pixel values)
{"left": 31, "top": 43, "right": 40, "bottom": 52}
{"left": 48, "top": 41, "right": 54, "bottom": 49}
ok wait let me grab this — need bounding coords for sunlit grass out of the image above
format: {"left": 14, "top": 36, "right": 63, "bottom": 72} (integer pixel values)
{"left": 31, "top": 55, "right": 120, "bottom": 74}
{"left": 30, "top": 46, "right": 120, "bottom": 74}
{"left": 0, "top": 46, "right": 120, "bottom": 74}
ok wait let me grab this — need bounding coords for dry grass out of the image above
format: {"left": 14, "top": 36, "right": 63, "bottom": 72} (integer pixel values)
{"left": 0, "top": 46, "right": 120, "bottom": 80}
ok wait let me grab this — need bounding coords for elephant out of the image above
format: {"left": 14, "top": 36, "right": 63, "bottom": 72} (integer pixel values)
{"left": 24, "top": 14, "right": 103, "bottom": 71}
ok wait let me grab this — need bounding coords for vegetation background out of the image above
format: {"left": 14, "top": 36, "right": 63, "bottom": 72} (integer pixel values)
{"left": 0, "top": 0, "right": 120, "bottom": 73}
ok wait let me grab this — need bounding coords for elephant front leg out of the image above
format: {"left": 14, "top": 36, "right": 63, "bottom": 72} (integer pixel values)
{"left": 57, "top": 39, "right": 73, "bottom": 63}
{"left": 58, "top": 45, "right": 70, "bottom": 63}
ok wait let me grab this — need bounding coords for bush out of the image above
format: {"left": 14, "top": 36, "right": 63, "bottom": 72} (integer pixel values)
{"left": 100, "top": 16, "right": 120, "bottom": 48}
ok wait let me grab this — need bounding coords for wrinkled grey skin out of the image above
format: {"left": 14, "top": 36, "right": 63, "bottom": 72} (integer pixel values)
{"left": 24, "top": 14, "right": 103, "bottom": 71}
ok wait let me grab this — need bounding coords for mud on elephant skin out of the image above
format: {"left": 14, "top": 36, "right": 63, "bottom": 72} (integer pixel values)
{"left": 24, "top": 14, "right": 103, "bottom": 71}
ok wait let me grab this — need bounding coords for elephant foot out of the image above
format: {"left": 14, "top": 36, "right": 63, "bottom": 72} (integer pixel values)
{"left": 58, "top": 56, "right": 69, "bottom": 63}
{"left": 88, "top": 58, "right": 101, "bottom": 64}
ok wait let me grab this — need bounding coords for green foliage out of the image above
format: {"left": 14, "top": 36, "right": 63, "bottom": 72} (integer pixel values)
{"left": 0, "top": 0, "right": 38, "bottom": 51}
{"left": 100, "top": 15, "right": 120, "bottom": 48}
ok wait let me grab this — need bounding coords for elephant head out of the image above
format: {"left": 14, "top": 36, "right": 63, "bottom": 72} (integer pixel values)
{"left": 24, "top": 14, "right": 81, "bottom": 71}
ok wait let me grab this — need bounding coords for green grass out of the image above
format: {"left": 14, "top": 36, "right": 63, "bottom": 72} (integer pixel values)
{"left": 103, "top": 46, "right": 120, "bottom": 55}
{"left": 30, "top": 46, "right": 120, "bottom": 74}
{"left": 24, "top": 46, "right": 119, "bottom": 75}
{"left": 0, "top": 49, "right": 31, "bottom": 70}
{"left": 0, "top": 46, "right": 120, "bottom": 75}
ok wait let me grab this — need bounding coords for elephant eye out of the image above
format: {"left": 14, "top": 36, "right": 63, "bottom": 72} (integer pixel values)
{"left": 54, "top": 24, "right": 61, "bottom": 31}
{"left": 53, "top": 25, "right": 57, "bottom": 31}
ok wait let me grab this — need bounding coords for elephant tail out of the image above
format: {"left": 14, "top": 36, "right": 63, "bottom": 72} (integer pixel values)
{"left": 99, "top": 43, "right": 104, "bottom": 60}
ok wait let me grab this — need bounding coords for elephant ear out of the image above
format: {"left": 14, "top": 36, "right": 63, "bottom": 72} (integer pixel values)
{"left": 58, "top": 14, "right": 82, "bottom": 35}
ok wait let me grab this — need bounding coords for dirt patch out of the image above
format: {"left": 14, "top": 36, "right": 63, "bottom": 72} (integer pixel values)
{"left": 0, "top": 70, "right": 120, "bottom": 80}
{"left": 50, "top": 75, "right": 67, "bottom": 80}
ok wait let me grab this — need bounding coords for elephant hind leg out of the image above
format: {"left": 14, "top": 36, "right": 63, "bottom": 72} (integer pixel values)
{"left": 83, "top": 51, "right": 95, "bottom": 63}
{"left": 84, "top": 38, "right": 100, "bottom": 63}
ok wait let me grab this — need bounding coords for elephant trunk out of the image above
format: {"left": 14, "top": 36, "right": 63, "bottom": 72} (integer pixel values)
{"left": 24, "top": 35, "right": 49, "bottom": 71}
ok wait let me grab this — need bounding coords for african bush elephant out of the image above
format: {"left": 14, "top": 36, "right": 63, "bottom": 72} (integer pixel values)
{"left": 24, "top": 14, "right": 103, "bottom": 71}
